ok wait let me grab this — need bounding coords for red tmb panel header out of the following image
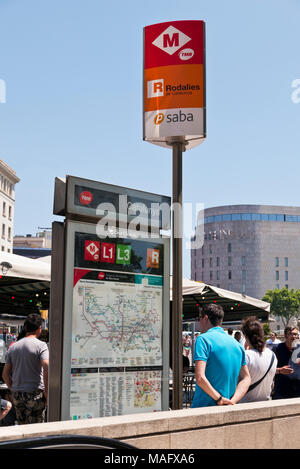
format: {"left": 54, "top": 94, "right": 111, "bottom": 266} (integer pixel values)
{"left": 144, "top": 20, "right": 205, "bottom": 69}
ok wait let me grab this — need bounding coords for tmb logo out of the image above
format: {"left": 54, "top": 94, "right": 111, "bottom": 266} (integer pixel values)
{"left": 152, "top": 25, "right": 191, "bottom": 56}
{"left": 80, "top": 191, "right": 93, "bottom": 205}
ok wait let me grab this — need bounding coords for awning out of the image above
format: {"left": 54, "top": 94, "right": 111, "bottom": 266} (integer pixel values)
{"left": 171, "top": 278, "right": 270, "bottom": 322}
{"left": 0, "top": 253, "right": 51, "bottom": 319}
{"left": 0, "top": 252, "right": 50, "bottom": 281}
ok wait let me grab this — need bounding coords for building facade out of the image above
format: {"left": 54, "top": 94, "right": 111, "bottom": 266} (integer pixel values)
{"left": 0, "top": 159, "right": 20, "bottom": 253}
{"left": 13, "top": 230, "right": 52, "bottom": 258}
{"left": 191, "top": 204, "right": 300, "bottom": 304}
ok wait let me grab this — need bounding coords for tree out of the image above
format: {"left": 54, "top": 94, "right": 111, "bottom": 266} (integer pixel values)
{"left": 263, "top": 323, "right": 271, "bottom": 337}
{"left": 262, "top": 288, "right": 300, "bottom": 328}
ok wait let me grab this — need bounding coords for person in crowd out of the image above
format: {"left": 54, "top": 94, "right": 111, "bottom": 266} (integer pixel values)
{"left": 191, "top": 303, "right": 251, "bottom": 408}
{"left": 0, "top": 397, "right": 12, "bottom": 423}
{"left": 7, "top": 328, "right": 26, "bottom": 350}
{"left": 227, "top": 328, "right": 233, "bottom": 336}
{"left": 272, "top": 326, "right": 300, "bottom": 400}
{"left": 2, "top": 313, "right": 49, "bottom": 425}
{"left": 183, "top": 334, "right": 192, "bottom": 357}
{"left": 183, "top": 354, "right": 190, "bottom": 374}
{"left": 234, "top": 330, "right": 245, "bottom": 347}
{"left": 266, "top": 332, "right": 281, "bottom": 350}
{"left": 239, "top": 317, "right": 277, "bottom": 403}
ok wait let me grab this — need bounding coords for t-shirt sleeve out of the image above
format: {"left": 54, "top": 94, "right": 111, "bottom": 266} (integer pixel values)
{"left": 241, "top": 346, "right": 247, "bottom": 367}
{"left": 39, "top": 343, "right": 49, "bottom": 361}
{"left": 194, "top": 336, "right": 210, "bottom": 362}
{"left": 5, "top": 348, "right": 11, "bottom": 364}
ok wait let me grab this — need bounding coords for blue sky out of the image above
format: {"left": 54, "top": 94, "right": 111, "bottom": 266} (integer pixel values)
{"left": 1, "top": 0, "right": 300, "bottom": 277}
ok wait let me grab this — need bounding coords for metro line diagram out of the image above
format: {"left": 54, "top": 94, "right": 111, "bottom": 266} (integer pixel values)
{"left": 71, "top": 278, "right": 162, "bottom": 367}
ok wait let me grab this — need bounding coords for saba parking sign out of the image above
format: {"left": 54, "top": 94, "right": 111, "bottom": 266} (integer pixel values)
{"left": 143, "top": 20, "right": 206, "bottom": 150}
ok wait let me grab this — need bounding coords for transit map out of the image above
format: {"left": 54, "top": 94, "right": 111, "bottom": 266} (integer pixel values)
{"left": 72, "top": 273, "right": 163, "bottom": 367}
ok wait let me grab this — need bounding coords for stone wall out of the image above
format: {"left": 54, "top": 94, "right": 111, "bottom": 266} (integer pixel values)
{"left": 0, "top": 398, "right": 300, "bottom": 449}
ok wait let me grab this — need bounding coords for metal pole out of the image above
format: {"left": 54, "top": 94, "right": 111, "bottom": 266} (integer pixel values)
{"left": 172, "top": 142, "right": 183, "bottom": 409}
{"left": 48, "top": 221, "right": 65, "bottom": 422}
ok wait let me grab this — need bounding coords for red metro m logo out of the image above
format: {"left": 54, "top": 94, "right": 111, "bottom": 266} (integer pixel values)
{"left": 163, "top": 32, "right": 179, "bottom": 48}
{"left": 152, "top": 25, "right": 191, "bottom": 56}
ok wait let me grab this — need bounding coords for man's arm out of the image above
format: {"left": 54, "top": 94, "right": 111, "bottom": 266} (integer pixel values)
{"left": 41, "top": 359, "right": 49, "bottom": 403}
{"left": 230, "top": 364, "right": 251, "bottom": 404}
{"left": 194, "top": 360, "right": 233, "bottom": 405}
{"left": 2, "top": 363, "right": 12, "bottom": 389}
{"left": 275, "top": 365, "right": 294, "bottom": 375}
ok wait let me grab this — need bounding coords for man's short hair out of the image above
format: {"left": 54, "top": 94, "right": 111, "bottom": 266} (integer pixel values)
{"left": 200, "top": 303, "right": 224, "bottom": 326}
{"left": 284, "top": 326, "right": 299, "bottom": 338}
{"left": 24, "top": 313, "right": 42, "bottom": 333}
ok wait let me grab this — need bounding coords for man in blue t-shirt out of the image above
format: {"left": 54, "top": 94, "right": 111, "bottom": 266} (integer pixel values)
{"left": 191, "top": 304, "right": 251, "bottom": 408}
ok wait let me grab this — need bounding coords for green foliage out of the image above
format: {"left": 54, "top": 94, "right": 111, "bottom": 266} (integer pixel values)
{"left": 262, "top": 288, "right": 300, "bottom": 327}
{"left": 263, "top": 323, "right": 271, "bottom": 336}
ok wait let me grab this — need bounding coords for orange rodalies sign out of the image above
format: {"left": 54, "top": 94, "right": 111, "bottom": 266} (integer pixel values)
{"left": 143, "top": 20, "right": 206, "bottom": 150}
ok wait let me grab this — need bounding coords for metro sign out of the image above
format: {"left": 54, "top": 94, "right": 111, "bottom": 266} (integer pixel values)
{"left": 143, "top": 20, "right": 206, "bottom": 150}
{"left": 152, "top": 25, "right": 191, "bottom": 56}
{"left": 84, "top": 240, "right": 100, "bottom": 262}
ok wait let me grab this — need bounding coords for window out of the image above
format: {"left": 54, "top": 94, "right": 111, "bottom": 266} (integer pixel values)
{"left": 285, "top": 271, "right": 288, "bottom": 281}
{"left": 241, "top": 256, "right": 246, "bottom": 266}
{"left": 232, "top": 214, "right": 241, "bottom": 221}
{"left": 2, "top": 202, "right": 5, "bottom": 217}
{"left": 241, "top": 213, "right": 251, "bottom": 220}
{"left": 242, "top": 284, "right": 246, "bottom": 293}
{"left": 275, "top": 257, "right": 279, "bottom": 267}
{"left": 8, "top": 206, "right": 12, "bottom": 220}
{"left": 216, "top": 257, "right": 220, "bottom": 267}
{"left": 276, "top": 284, "right": 280, "bottom": 289}
{"left": 210, "top": 271, "right": 213, "bottom": 280}
{"left": 2, "top": 224, "right": 5, "bottom": 239}
{"left": 209, "top": 244, "right": 212, "bottom": 254}
{"left": 285, "top": 257, "right": 288, "bottom": 267}
{"left": 217, "top": 271, "right": 220, "bottom": 280}
{"left": 8, "top": 227, "right": 11, "bottom": 241}
{"left": 285, "top": 284, "right": 289, "bottom": 289}
{"left": 228, "top": 243, "right": 231, "bottom": 253}
{"left": 202, "top": 259, "right": 205, "bottom": 268}
{"left": 228, "top": 284, "right": 232, "bottom": 291}
{"left": 228, "top": 256, "right": 232, "bottom": 266}
{"left": 276, "top": 271, "right": 279, "bottom": 281}
{"left": 242, "top": 270, "right": 246, "bottom": 280}
{"left": 228, "top": 271, "right": 232, "bottom": 280}
{"left": 210, "top": 258, "right": 213, "bottom": 268}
